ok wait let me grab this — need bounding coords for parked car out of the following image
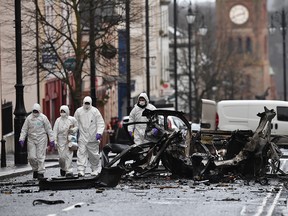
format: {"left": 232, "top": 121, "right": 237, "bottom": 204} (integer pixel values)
{"left": 167, "top": 116, "right": 200, "bottom": 132}
{"left": 114, "top": 116, "right": 130, "bottom": 144}
{"left": 118, "top": 116, "right": 129, "bottom": 128}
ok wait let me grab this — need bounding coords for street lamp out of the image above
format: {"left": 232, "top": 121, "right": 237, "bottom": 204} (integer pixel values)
{"left": 173, "top": 0, "right": 178, "bottom": 111}
{"left": 35, "top": 0, "right": 40, "bottom": 103}
{"left": 270, "top": 9, "right": 287, "bottom": 101}
{"left": 186, "top": 4, "right": 195, "bottom": 122}
{"left": 185, "top": 3, "right": 207, "bottom": 122}
{"left": 14, "top": 0, "right": 27, "bottom": 165}
{"left": 126, "top": 0, "right": 131, "bottom": 115}
{"left": 145, "top": 0, "right": 150, "bottom": 99}
{"left": 198, "top": 15, "right": 208, "bottom": 36}
{"left": 90, "top": 0, "right": 97, "bottom": 107}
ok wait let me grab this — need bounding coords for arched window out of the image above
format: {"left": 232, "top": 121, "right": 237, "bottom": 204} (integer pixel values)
{"left": 246, "top": 37, "right": 253, "bottom": 53}
{"left": 228, "top": 37, "right": 234, "bottom": 53}
{"left": 237, "top": 37, "right": 243, "bottom": 53}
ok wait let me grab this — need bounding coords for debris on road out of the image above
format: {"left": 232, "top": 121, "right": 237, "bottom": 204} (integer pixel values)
{"left": 32, "top": 199, "right": 65, "bottom": 206}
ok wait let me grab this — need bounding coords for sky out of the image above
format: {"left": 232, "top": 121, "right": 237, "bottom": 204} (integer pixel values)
{"left": 268, "top": 0, "right": 288, "bottom": 11}
{"left": 177, "top": 0, "right": 288, "bottom": 11}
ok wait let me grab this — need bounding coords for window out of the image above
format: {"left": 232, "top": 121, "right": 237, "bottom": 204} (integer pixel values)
{"left": 131, "top": 80, "right": 136, "bottom": 92}
{"left": 228, "top": 37, "right": 233, "bottom": 53}
{"left": 277, "top": 106, "right": 288, "bottom": 121}
{"left": 246, "top": 37, "right": 252, "bottom": 53}
{"left": 237, "top": 37, "right": 243, "bottom": 53}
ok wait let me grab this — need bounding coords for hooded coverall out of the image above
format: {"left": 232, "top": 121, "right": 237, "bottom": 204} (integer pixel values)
{"left": 53, "top": 105, "right": 78, "bottom": 176}
{"left": 128, "top": 92, "right": 157, "bottom": 145}
{"left": 74, "top": 96, "right": 105, "bottom": 175}
{"left": 19, "top": 103, "right": 54, "bottom": 174}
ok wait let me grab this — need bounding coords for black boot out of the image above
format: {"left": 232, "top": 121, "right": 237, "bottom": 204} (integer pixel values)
{"left": 37, "top": 173, "right": 44, "bottom": 179}
{"left": 66, "top": 173, "right": 74, "bottom": 178}
{"left": 33, "top": 171, "right": 38, "bottom": 179}
{"left": 60, "top": 169, "right": 66, "bottom": 177}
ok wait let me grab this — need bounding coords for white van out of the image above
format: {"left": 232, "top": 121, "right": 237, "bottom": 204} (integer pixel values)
{"left": 201, "top": 99, "right": 288, "bottom": 144}
{"left": 201, "top": 99, "right": 217, "bottom": 130}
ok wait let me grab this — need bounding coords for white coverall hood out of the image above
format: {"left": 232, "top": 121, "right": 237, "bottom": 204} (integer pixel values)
{"left": 138, "top": 92, "right": 149, "bottom": 103}
{"left": 32, "top": 103, "right": 41, "bottom": 112}
{"left": 60, "top": 105, "right": 70, "bottom": 116}
{"left": 83, "top": 96, "right": 92, "bottom": 110}
{"left": 137, "top": 92, "right": 149, "bottom": 108}
{"left": 32, "top": 103, "right": 41, "bottom": 117}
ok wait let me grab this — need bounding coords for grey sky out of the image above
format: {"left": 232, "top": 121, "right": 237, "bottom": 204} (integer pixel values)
{"left": 178, "top": 0, "right": 288, "bottom": 12}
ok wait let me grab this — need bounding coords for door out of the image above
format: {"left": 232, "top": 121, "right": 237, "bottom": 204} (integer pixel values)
{"left": 201, "top": 99, "right": 217, "bottom": 130}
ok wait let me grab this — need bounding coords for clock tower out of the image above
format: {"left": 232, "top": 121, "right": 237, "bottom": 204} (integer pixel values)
{"left": 216, "top": 0, "right": 276, "bottom": 99}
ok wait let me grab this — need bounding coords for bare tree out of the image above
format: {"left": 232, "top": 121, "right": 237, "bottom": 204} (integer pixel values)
{"left": 174, "top": 3, "right": 250, "bottom": 122}
{"left": 19, "top": 0, "right": 144, "bottom": 111}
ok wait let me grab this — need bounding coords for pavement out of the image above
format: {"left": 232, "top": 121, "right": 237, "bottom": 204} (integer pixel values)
{"left": 0, "top": 152, "right": 60, "bottom": 179}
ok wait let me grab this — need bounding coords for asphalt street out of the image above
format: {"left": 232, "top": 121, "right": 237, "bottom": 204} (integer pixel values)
{"left": 1, "top": 164, "right": 288, "bottom": 216}
{"left": 1, "top": 151, "right": 288, "bottom": 216}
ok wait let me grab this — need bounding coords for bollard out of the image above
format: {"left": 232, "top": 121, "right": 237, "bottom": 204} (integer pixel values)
{"left": 1, "top": 139, "right": 6, "bottom": 167}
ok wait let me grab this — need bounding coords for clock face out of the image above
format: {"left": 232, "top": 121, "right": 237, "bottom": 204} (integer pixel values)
{"left": 229, "top": 4, "right": 249, "bottom": 25}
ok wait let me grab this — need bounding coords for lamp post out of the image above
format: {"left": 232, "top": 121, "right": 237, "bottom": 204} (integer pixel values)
{"left": 90, "top": 0, "right": 97, "bottom": 107}
{"left": 14, "top": 0, "right": 27, "bottom": 165}
{"left": 186, "top": 4, "right": 195, "bottom": 122}
{"left": 185, "top": 3, "right": 207, "bottom": 122}
{"left": 35, "top": 0, "right": 40, "bottom": 103}
{"left": 126, "top": 0, "right": 131, "bottom": 115}
{"left": 270, "top": 9, "right": 287, "bottom": 101}
{"left": 173, "top": 0, "right": 178, "bottom": 111}
{"left": 145, "top": 0, "right": 150, "bottom": 99}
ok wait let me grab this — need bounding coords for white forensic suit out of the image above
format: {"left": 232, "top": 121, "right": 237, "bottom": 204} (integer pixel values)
{"left": 74, "top": 96, "right": 105, "bottom": 176}
{"left": 19, "top": 103, "right": 54, "bottom": 176}
{"left": 53, "top": 105, "right": 78, "bottom": 176}
{"left": 128, "top": 93, "right": 157, "bottom": 145}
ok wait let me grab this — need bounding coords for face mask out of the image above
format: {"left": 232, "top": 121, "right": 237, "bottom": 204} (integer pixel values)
{"left": 33, "top": 113, "right": 39, "bottom": 118}
{"left": 84, "top": 104, "right": 90, "bottom": 110}
{"left": 60, "top": 113, "right": 67, "bottom": 118}
{"left": 139, "top": 101, "right": 146, "bottom": 106}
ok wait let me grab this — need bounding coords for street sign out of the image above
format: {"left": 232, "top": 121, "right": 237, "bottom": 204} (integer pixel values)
{"left": 64, "top": 58, "right": 76, "bottom": 71}
{"left": 42, "top": 44, "right": 57, "bottom": 69}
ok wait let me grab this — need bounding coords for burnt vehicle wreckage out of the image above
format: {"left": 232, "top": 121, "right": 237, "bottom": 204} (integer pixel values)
{"left": 38, "top": 107, "right": 285, "bottom": 190}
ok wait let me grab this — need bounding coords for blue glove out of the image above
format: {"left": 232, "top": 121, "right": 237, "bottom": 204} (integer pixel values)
{"left": 19, "top": 140, "right": 25, "bottom": 148}
{"left": 49, "top": 141, "right": 55, "bottom": 148}
{"left": 96, "top": 133, "right": 102, "bottom": 140}
{"left": 152, "top": 128, "right": 158, "bottom": 136}
{"left": 129, "top": 131, "right": 133, "bottom": 137}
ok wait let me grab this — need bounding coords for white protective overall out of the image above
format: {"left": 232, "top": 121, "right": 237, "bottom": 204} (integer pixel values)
{"left": 128, "top": 93, "right": 156, "bottom": 145}
{"left": 19, "top": 103, "right": 54, "bottom": 174}
{"left": 53, "top": 105, "right": 78, "bottom": 175}
{"left": 74, "top": 96, "right": 105, "bottom": 176}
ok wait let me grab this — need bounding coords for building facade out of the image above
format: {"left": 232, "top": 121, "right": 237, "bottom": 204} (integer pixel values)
{"left": 0, "top": 0, "right": 172, "bottom": 153}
